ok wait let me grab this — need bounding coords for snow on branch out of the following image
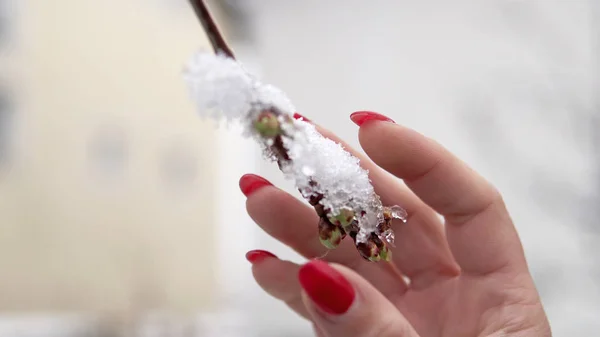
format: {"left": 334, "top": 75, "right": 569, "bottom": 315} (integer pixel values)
{"left": 182, "top": 51, "right": 407, "bottom": 262}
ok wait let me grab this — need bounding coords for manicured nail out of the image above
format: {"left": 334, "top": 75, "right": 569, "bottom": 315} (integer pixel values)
{"left": 349, "top": 111, "right": 395, "bottom": 126}
{"left": 246, "top": 250, "right": 277, "bottom": 264}
{"left": 293, "top": 112, "right": 312, "bottom": 123}
{"left": 239, "top": 174, "right": 273, "bottom": 196}
{"left": 298, "top": 260, "right": 355, "bottom": 315}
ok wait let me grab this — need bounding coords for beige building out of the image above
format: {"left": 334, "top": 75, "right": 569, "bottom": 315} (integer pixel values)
{"left": 0, "top": 0, "right": 230, "bottom": 319}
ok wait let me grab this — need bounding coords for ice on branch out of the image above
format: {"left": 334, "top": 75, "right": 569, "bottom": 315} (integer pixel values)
{"left": 183, "top": 50, "right": 407, "bottom": 262}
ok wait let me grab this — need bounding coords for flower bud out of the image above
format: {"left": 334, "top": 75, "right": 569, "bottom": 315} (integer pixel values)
{"left": 318, "top": 218, "right": 345, "bottom": 249}
{"left": 378, "top": 243, "right": 392, "bottom": 262}
{"left": 356, "top": 233, "right": 393, "bottom": 262}
{"left": 356, "top": 239, "right": 381, "bottom": 262}
{"left": 254, "top": 111, "right": 280, "bottom": 137}
{"left": 327, "top": 207, "right": 355, "bottom": 229}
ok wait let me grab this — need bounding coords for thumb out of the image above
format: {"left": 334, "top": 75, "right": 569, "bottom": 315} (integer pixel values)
{"left": 298, "top": 260, "right": 420, "bottom": 337}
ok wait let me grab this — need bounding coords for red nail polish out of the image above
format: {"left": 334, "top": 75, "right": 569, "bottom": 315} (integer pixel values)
{"left": 298, "top": 260, "right": 355, "bottom": 315}
{"left": 293, "top": 112, "right": 312, "bottom": 123}
{"left": 350, "top": 111, "right": 395, "bottom": 126}
{"left": 246, "top": 250, "right": 277, "bottom": 264}
{"left": 239, "top": 174, "right": 273, "bottom": 196}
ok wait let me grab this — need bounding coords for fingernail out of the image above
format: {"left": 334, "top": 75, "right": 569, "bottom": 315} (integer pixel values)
{"left": 349, "top": 111, "right": 395, "bottom": 126}
{"left": 293, "top": 112, "right": 312, "bottom": 123}
{"left": 298, "top": 260, "right": 355, "bottom": 315}
{"left": 246, "top": 250, "right": 277, "bottom": 264}
{"left": 239, "top": 174, "right": 273, "bottom": 196}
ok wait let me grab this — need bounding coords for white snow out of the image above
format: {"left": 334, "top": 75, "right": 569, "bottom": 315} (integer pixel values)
{"left": 183, "top": 50, "right": 405, "bottom": 243}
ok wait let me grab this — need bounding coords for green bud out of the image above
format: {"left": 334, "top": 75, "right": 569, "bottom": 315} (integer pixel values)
{"left": 254, "top": 112, "right": 280, "bottom": 137}
{"left": 356, "top": 240, "right": 381, "bottom": 262}
{"left": 368, "top": 252, "right": 382, "bottom": 262}
{"left": 327, "top": 207, "right": 355, "bottom": 229}
{"left": 318, "top": 218, "right": 345, "bottom": 249}
{"left": 356, "top": 234, "right": 391, "bottom": 262}
{"left": 378, "top": 244, "right": 392, "bottom": 262}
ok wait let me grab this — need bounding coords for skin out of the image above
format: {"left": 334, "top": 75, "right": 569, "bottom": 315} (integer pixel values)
{"left": 244, "top": 117, "right": 552, "bottom": 337}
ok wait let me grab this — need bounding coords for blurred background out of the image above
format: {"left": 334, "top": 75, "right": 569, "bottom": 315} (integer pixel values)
{"left": 0, "top": 0, "right": 598, "bottom": 336}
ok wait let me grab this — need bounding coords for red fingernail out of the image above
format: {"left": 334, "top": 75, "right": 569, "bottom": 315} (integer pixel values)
{"left": 245, "top": 250, "right": 277, "bottom": 264}
{"left": 298, "top": 260, "right": 355, "bottom": 315}
{"left": 350, "top": 111, "right": 395, "bottom": 126}
{"left": 239, "top": 174, "right": 273, "bottom": 196}
{"left": 293, "top": 112, "right": 312, "bottom": 123}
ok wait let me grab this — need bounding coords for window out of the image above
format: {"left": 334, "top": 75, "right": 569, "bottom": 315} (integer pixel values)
{"left": 86, "top": 123, "right": 129, "bottom": 180}
{"left": 158, "top": 139, "right": 199, "bottom": 195}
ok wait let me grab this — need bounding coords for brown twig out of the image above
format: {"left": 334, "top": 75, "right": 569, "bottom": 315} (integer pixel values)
{"left": 187, "top": 0, "right": 235, "bottom": 59}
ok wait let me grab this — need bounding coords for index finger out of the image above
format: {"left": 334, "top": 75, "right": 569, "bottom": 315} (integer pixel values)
{"left": 353, "top": 111, "right": 527, "bottom": 275}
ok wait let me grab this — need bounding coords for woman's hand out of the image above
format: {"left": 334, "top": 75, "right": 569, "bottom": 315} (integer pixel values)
{"left": 240, "top": 111, "right": 552, "bottom": 337}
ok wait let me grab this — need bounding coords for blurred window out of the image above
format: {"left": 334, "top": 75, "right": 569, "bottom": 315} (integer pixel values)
{"left": 86, "top": 123, "right": 129, "bottom": 179}
{"left": 0, "top": 0, "right": 12, "bottom": 47}
{"left": 159, "top": 139, "right": 200, "bottom": 194}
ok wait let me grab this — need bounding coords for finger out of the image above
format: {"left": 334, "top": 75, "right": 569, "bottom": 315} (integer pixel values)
{"left": 353, "top": 111, "right": 526, "bottom": 274}
{"left": 245, "top": 250, "right": 311, "bottom": 320}
{"left": 245, "top": 250, "right": 407, "bottom": 337}
{"left": 240, "top": 174, "right": 408, "bottom": 295}
{"left": 295, "top": 113, "right": 459, "bottom": 288}
{"left": 299, "top": 260, "right": 420, "bottom": 337}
